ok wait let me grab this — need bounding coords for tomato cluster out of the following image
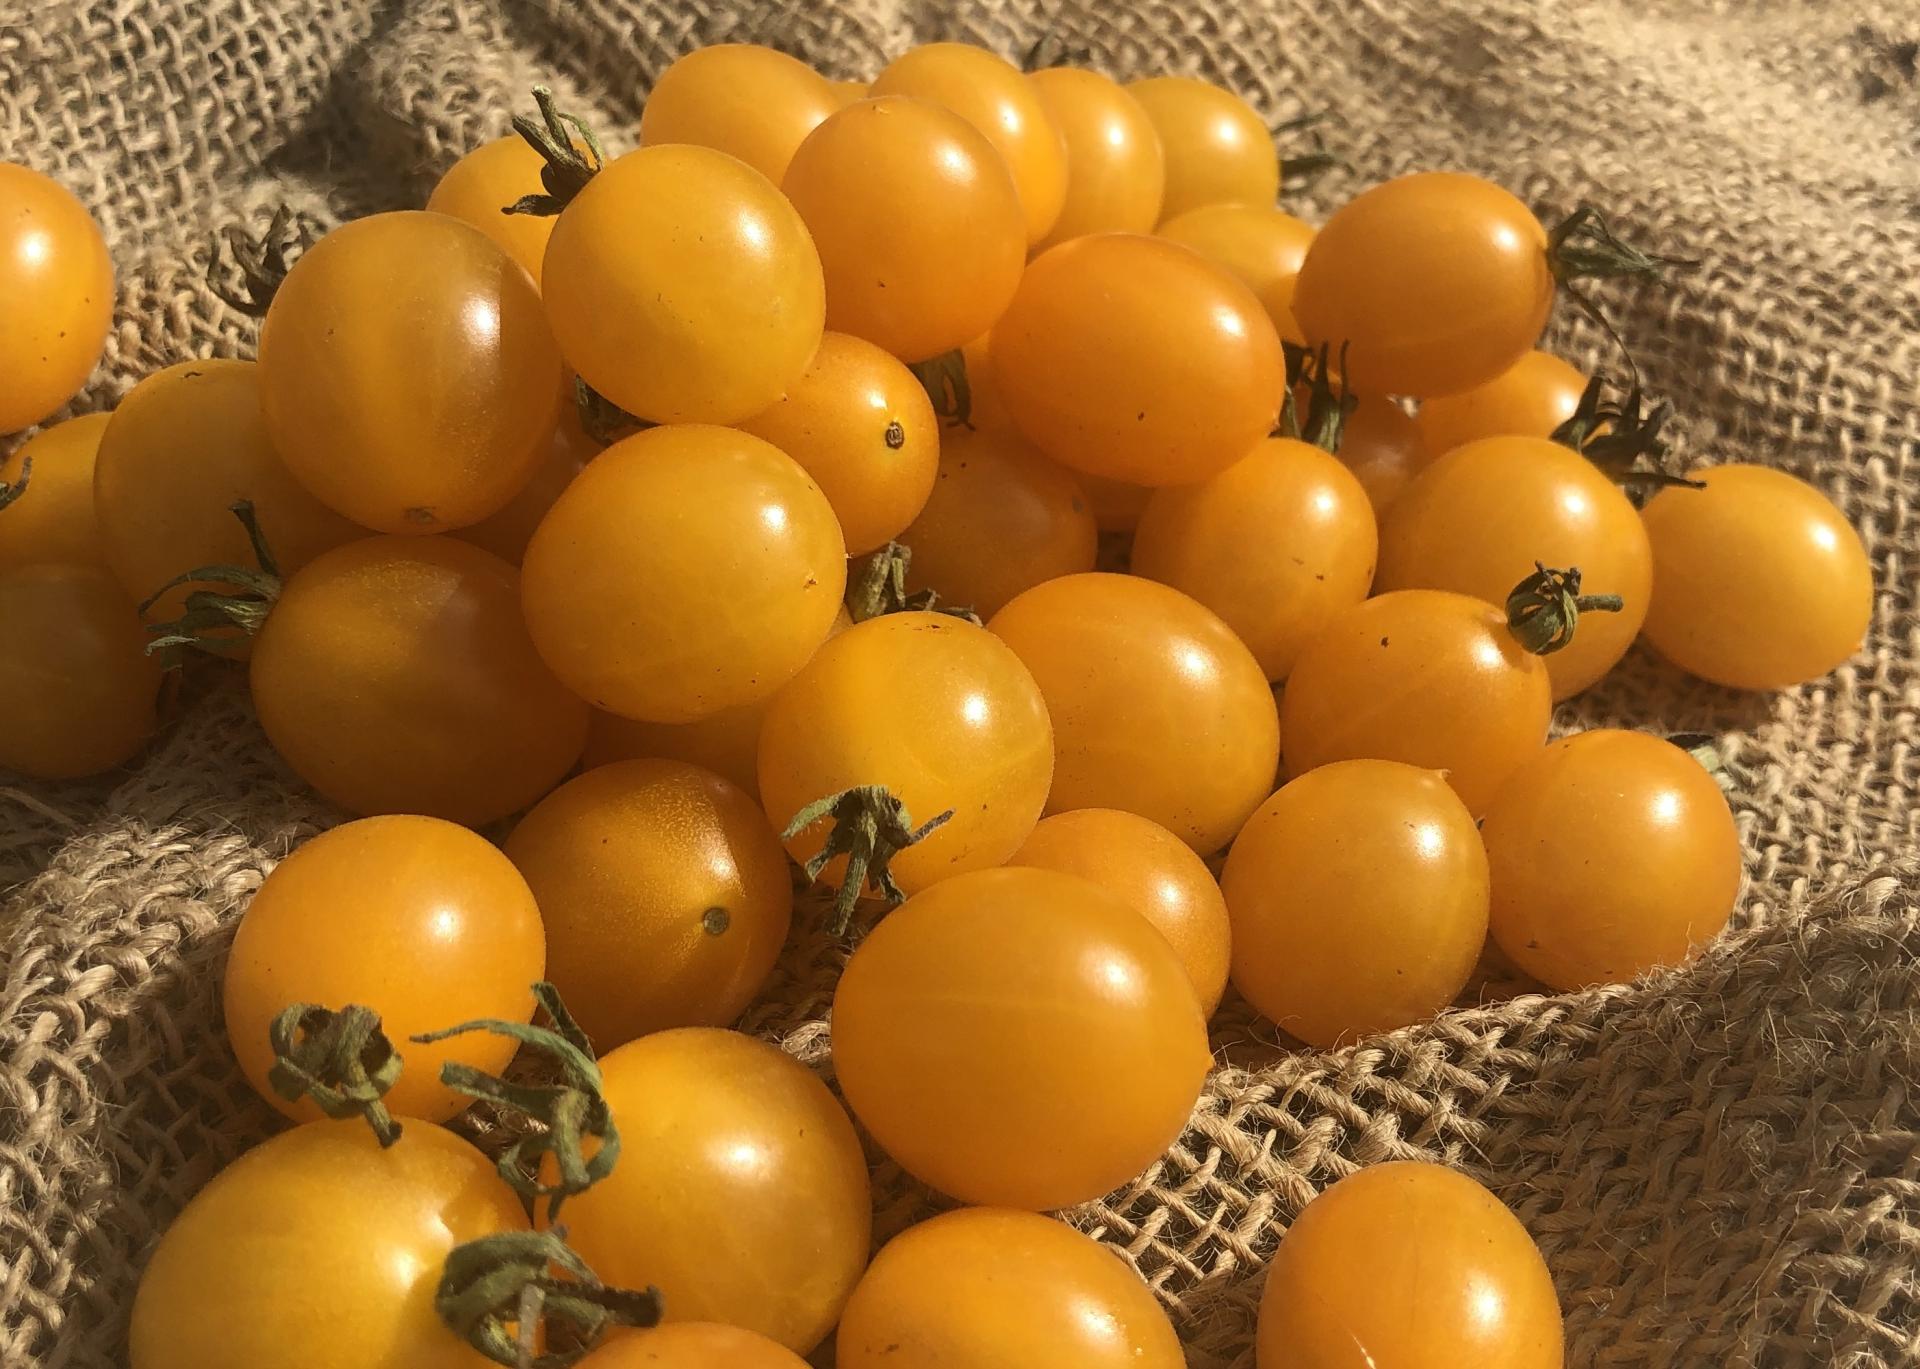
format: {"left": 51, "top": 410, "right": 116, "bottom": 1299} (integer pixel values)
{"left": 0, "top": 33, "right": 1876, "bottom": 1369}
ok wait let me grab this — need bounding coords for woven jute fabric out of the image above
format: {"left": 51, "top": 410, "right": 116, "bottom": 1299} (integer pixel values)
{"left": 4, "top": 1, "right": 1919, "bottom": 1365}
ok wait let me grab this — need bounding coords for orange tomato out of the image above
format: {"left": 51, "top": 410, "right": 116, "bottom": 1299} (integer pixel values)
{"left": 586, "top": 1323, "right": 808, "bottom": 1368}
{"left": 1414, "top": 348, "right": 1588, "bottom": 457}
{"left": 452, "top": 397, "right": 599, "bottom": 564}
{"left": 1126, "top": 76, "right": 1278, "bottom": 221}
{"left": 0, "top": 412, "right": 110, "bottom": 571}
{"left": 1078, "top": 470, "right": 1154, "bottom": 532}
{"left": 1028, "top": 66, "right": 1165, "bottom": 249}
{"left": 1333, "top": 392, "right": 1429, "bottom": 515}
{"left": 0, "top": 163, "right": 114, "bottom": 434}
{"left": 639, "top": 44, "right": 842, "bottom": 184}
{"left": 1158, "top": 202, "right": 1314, "bottom": 344}
{"left": 425, "top": 134, "right": 558, "bottom": 286}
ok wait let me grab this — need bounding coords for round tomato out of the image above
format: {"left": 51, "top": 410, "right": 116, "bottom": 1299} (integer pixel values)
{"left": 828, "top": 79, "right": 869, "bottom": 106}
{"left": 1158, "top": 203, "right": 1314, "bottom": 344}
{"left": 955, "top": 331, "right": 1013, "bottom": 432}
{"left": 0, "top": 411, "right": 110, "bottom": 571}
{"left": 452, "top": 395, "right": 599, "bottom": 564}
{"left": 1332, "top": 391, "right": 1429, "bottom": 515}
{"left": 1078, "top": 471, "right": 1154, "bottom": 532}
{"left": 1028, "top": 66, "right": 1165, "bottom": 249}
{"left": 1125, "top": 76, "right": 1277, "bottom": 221}
{"left": 584, "top": 1323, "right": 808, "bottom": 1369}
{"left": 0, "top": 163, "right": 113, "bottom": 434}
{"left": 639, "top": 43, "right": 841, "bottom": 185}
{"left": 1414, "top": 348, "right": 1588, "bottom": 457}
{"left": 425, "top": 134, "right": 558, "bottom": 286}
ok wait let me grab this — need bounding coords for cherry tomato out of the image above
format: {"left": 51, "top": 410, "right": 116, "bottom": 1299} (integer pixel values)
{"left": 1079, "top": 471, "right": 1154, "bottom": 532}
{"left": 1640, "top": 464, "right": 1872, "bottom": 690}
{"left": 1332, "top": 391, "right": 1429, "bottom": 515}
{"left": 1009, "top": 807, "right": 1232, "bottom": 1016}
{"left": 0, "top": 163, "right": 113, "bottom": 434}
{"left": 1414, "top": 348, "right": 1587, "bottom": 457}
{"left": 554, "top": 1028, "right": 871, "bottom": 1353}
{"left": 640, "top": 43, "right": 841, "bottom": 185}
{"left": 1222, "top": 760, "right": 1486, "bottom": 1045}
{"left": 1293, "top": 172, "right": 1551, "bottom": 398}
{"left": 897, "top": 421, "right": 1098, "bottom": 617}
{"left": 738, "top": 330, "right": 940, "bottom": 555}
{"left": 224, "top": 815, "right": 544, "bottom": 1124}
{"left": 783, "top": 97, "right": 1026, "bottom": 363}
{"left": 0, "top": 564, "right": 160, "bottom": 780}
{"left": 837, "top": 1208, "right": 1184, "bottom": 1369}
{"left": 1376, "top": 435, "right": 1650, "bottom": 699}
{"left": 252, "top": 535, "right": 588, "bottom": 826}
{"left": 1256, "top": 1161, "right": 1563, "bottom": 1369}
{"left": 956, "top": 331, "right": 1013, "bottom": 433}
{"left": 0, "top": 412, "right": 110, "bottom": 571}
{"left": 452, "top": 395, "right": 598, "bottom": 564}
{"left": 759, "top": 612, "right": 1053, "bottom": 893}
{"left": 1158, "top": 203, "right": 1314, "bottom": 344}
{"left": 426, "top": 134, "right": 557, "bottom": 286}
{"left": 1028, "top": 66, "right": 1165, "bottom": 249}
{"left": 130, "top": 1120, "right": 527, "bottom": 1369}
{"left": 989, "top": 233, "right": 1285, "bottom": 486}
{"left": 1483, "top": 730, "right": 1742, "bottom": 990}
{"left": 828, "top": 79, "right": 869, "bottom": 106}
{"left": 520, "top": 425, "right": 846, "bottom": 723}
{"left": 989, "top": 572, "right": 1279, "bottom": 852}
{"left": 1281, "top": 588, "right": 1550, "bottom": 816}
{"left": 832, "top": 866, "right": 1209, "bottom": 1209}
{"left": 259, "top": 211, "right": 561, "bottom": 533}
{"left": 1125, "top": 76, "right": 1277, "bottom": 221}
{"left": 1132, "top": 436, "right": 1377, "bottom": 681}
{"left": 586, "top": 1323, "right": 808, "bottom": 1369}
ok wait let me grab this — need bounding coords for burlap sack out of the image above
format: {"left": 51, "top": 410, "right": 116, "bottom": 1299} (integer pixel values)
{"left": 4, "top": 2, "right": 1918, "bottom": 1364}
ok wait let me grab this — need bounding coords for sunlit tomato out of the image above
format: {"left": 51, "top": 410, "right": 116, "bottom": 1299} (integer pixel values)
{"left": 1256, "top": 1161, "right": 1563, "bottom": 1369}
{"left": 640, "top": 43, "right": 841, "bottom": 185}
{"left": 1009, "top": 808, "right": 1232, "bottom": 1016}
{"left": 837, "top": 1208, "right": 1184, "bottom": 1369}
{"left": 0, "top": 411, "right": 110, "bottom": 571}
{"left": 425, "top": 135, "right": 558, "bottom": 286}
{"left": 738, "top": 330, "right": 940, "bottom": 554}
{"left": 1483, "top": 730, "right": 1742, "bottom": 990}
{"left": 783, "top": 97, "right": 1026, "bottom": 362}
{"left": 1125, "top": 76, "right": 1277, "bottom": 222}
{"left": 1078, "top": 471, "right": 1153, "bottom": 532}
{"left": 989, "top": 234, "right": 1285, "bottom": 486}
{"left": 1414, "top": 348, "right": 1587, "bottom": 457}
{"left": 897, "top": 422, "right": 1097, "bottom": 617}
{"left": 1222, "top": 761, "right": 1486, "bottom": 1045}
{"left": 1640, "top": 464, "right": 1872, "bottom": 690}
{"left": 1281, "top": 588, "right": 1550, "bottom": 815}
{"left": 452, "top": 395, "right": 598, "bottom": 564}
{"left": 259, "top": 211, "right": 561, "bottom": 533}
{"left": 1158, "top": 203, "right": 1314, "bottom": 344}
{"left": 828, "top": 79, "right": 869, "bottom": 106}
{"left": 989, "top": 572, "right": 1279, "bottom": 852}
{"left": 224, "top": 815, "right": 543, "bottom": 1124}
{"left": 1028, "top": 67, "right": 1165, "bottom": 249}
{"left": 252, "top": 535, "right": 588, "bottom": 825}
{"left": 554, "top": 1028, "right": 871, "bottom": 1353}
{"left": 1133, "top": 437, "right": 1377, "bottom": 681}
{"left": 1293, "top": 172, "right": 1551, "bottom": 398}
{"left": 586, "top": 1323, "right": 808, "bottom": 1369}
{"left": 1332, "top": 391, "right": 1429, "bottom": 515}
{"left": 1376, "top": 435, "right": 1650, "bottom": 698}
{"left": 130, "top": 1120, "right": 527, "bottom": 1369}
{"left": 0, "top": 163, "right": 113, "bottom": 434}
{"left": 833, "top": 866, "right": 1208, "bottom": 1209}
{"left": 0, "top": 564, "right": 160, "bottom": 780}
{"left": 521, "top": 425, "right": 846, "bottom": 723}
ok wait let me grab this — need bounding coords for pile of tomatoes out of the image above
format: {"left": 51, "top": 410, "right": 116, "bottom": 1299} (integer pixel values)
{"left": 0, "top": 35, "right": 1876, "bottom": 1369}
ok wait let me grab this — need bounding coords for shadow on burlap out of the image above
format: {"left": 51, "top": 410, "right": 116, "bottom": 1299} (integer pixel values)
{"left": 2, "top": 1, "right": 1918, "bottom": 1365}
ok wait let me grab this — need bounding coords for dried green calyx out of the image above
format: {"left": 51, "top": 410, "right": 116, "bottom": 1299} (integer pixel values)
{"left": 782, "top": 785, "right": 954, "bottom": 936}
{"left": 267, "top": 1002, "right": 404, "bottom": 1147}
{"left": 1276, "top": 341, "right": 1351, "bottom": 453}
{"left": 506, "top": 87, "right": 608, "bottom": 217}
{"left": 1505, "top": 563, "right": 1624, "bottom": 657}
{"left": 139, "top": 500, "right": 283, "bottom": 662}
{"left": 908, "top": 350, "right": 975, "bottom": 428}
{"left": 1547, "top": 204, "right": 1698, "bottom": 286}
{"left": 436, "top": 1228, "right": 662, "bottom": 1369}
{"left": 845, "top": 542, "right": 982, "bottom": 625}
{"left": 1275, "top": 110, "right": 1346, "bottom": 188}
{"left": 1550, "top": 373, "right": 1704, "bottom": 501}
{"left": 210, "top": 204, "right": 311, "bottom": 318}
{"left": 0, "top": 456, "right": 31, "bottom": 513}
{"left": 572, "top": 375, "right": 649, "bottom": 446}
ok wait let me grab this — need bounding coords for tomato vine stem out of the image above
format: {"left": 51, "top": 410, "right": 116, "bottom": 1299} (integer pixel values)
{"left": 139, "top": 500, "right": 284, "bottom": 663}
{"left": 1505, "top": 563, "right": 1624, "bottom": 657}
{"left": 0, "top": 456, "right": 31, "bottom": 513}
{"left": 435, "top": 1228, "right": 661, "bottom": 1369}
{"left": 505, "top": 87, "right": 607, "bottom": 217}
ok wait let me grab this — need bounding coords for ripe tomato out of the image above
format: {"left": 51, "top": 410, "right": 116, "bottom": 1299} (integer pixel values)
{"left": 1158, "top": 203, "right": 1314, "bottom": 344}
{"left": 832, "top": 866, "right": 1209, "bottom": 1209}
{"left": 989, "top": 233, "right": 1285, "bottom": 486}
{"left": 1079, "top": 471, "right": 1154, "bottom": 532}
{"left": 0, "top": 163, "right": 113, "bottom": 434}
{"left": 1125, "top": 76, "right": 1277, "bottom": 221}
{"left": 829, "top": 79, "right": 869, "bottom": 106}
{"left": 837, "top": 1208, "right": 1184, "bottom": 1369}
{"left": 639, "top": 43, "right": 841, "bottom": 185}
{"left": 452, "top": 395, "right": 598, "bottom": 564}
{"left": 224, "top": 815, "right": 544, "bottom": 1124}
{"left": 1415, "top": 348, "right": 1587, "bottom": 457}
{"left": 1640, "top": 464, "right": 1872, "bottom": 689}
{"left": 1281, "top": 588, "right": 1550, "bottom": 816}
{"left": 1222, "top": 761, "right": 1487, "bottom": 1046}
{"left": 426, "top": 134, "right": 558, "bottom": 286}
{"left": 252, "top": 535, "right": 588, "bottom": 826}
{"left": 1332, "top": 391, "right": 1429, "bottom": 515}
{"left": 553, "top": 1028, "right": 871, "bottom": 1353}
{"left": 988, "top": 572, "right": 1279, "bottom": 852}
{"left": 737, "top": 330, "right": 940, "bottom": 555}
{"left": 259, "top": 211, "right": 561, "bottom": 533}
{"left": 956, "top": 331, "right": 1013, "bottom": 432}
{"left": 783, "top": 96, "right": 1025, "bottom": 362}
{"left": 1256, "top": 1161, "right": 1563, "bottom": 1369}
{"left": 0, "top": 412, "right": 110, "bottom": 571}
{"left": 1132, "top": 436, "right": 1377, "bottom": 682}
{"left": 520, "top": 425, "right": 846, "bottom": 723}
{"left": 585, "top": 1323, "right": 807, "bottom": 1369}
{"left": 1028, "top": 67, "right": 1165, "bottom": 249}
{"left": 130, "top": 1119, "right": 527, "bottom": 1369}
{"left": 1483, "top": 730, "right": 1742, "bottom": 990}
{"left": 0, "top": 564, "right": 160, "bottom": 780}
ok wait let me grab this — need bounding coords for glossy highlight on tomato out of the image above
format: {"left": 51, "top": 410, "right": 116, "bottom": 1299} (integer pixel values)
{"left": 640, "top": 43, "right": 842, "bottom": 185}
{"left": 1158, "top": 202, "right": 1314, "bottom": 344}
{"left": 0, "top": 411, "right": 110, "bottom": 571}
{"left": 1126, "top": 76, "right": 1278, "bottom": 222}
{"left": 0, "top": 162, "right": 114, "bottom": 434}
{"left": 1029, "top": 66, "right": 1166, "bottom": 249}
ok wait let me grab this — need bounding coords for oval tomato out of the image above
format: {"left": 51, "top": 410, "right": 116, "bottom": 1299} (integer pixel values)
{"left": 0, "top": 411, "right": 110, "bottom": 571}
{"left": 1158, "top": 202, "right": 1315, "bottom": 344}
{"left": 1125, "top": 76, "right": 1277, "bottom": 221}
{"left": 0, "top": 163, "right": 113, "bottom": 434}
{"left": 1414, "top": 348, "right": 1588, "bottom": 457}
{"left": 1028, "top": 66, "right": 1165, "bottom": 249}
{"left": 639, "top": 43, "right": 841, "bottom": 184}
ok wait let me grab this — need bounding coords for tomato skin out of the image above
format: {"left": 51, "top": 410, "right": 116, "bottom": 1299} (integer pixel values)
{"left": 1029, "top": 67, "right": 1165, "bottom": 249}
{"left": 1414, "top": 348, "right": 1587, "bottom": 457}
{"left": 0, "top": 163, "right": 113, "bottom": 434}
{"left": 832, "top": 866, "right": 1209, "bottom": 1210}
{"left": 224, "top": 815, "right": 543, "bottom": 1124}
{"left": 426, "top": 135, "right": 557, "bottom": 286}
{"left": 586, "top": 701, "right": 765, "bottom": 798}
{"left": 1640, "top": 464, "right": 1872, "bottom": 690}
{"left": 1125, "top": 76, "right": 1277, "bottom": 222}
{"left": 640, "top": 43, "right": 841, "bottom": 185}
{"left": 1256, "top": 1161, "right": 1563, "bottom": 1369}
{"left": 1333, "top": 391, "right": 1429, "bottom": 516}
{"left": 837, "top": 1208, "right": 1185, "bottom": 1369}
{"left": 0, "top": 412, "right": 110, "bottom": 571}
{"left": 452, "top": 396, "right": 598, "bottom": 564}
{"left": 584, "top": 1323, "right": 808, "bottom": 1368}
{"left": 1483, "top": 730, "right": 1741, "bottom": 990}
{"left": 828, "top": 79, "right": 869, "bottom": 106}
{"left": 1158, "top": 203, "right": 1314, "bottom": 344}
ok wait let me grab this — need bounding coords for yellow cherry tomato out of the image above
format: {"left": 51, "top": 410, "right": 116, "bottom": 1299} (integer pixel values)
{"left": 1133, "top": 436, "right": 1377, "bottom": 681}
{"left": 989, "top": 572, "right": 1279, "bottom": 852}
{"left": 0, "top": 564, "right": 159, "bottom": 780}
{"left": 1079, "top": 470, "right": 1153, "bottom": 532}
{"left": 1483, "top": 730, "right": 1742, "bottom": 990}
{"left": 737, "top": 330, "right": 940, "bottom": 555}
{"left": 130, "top": 1119, "right": 527, "bottom": 1369}
{"left": 828, "top": 79, "right": 869, "bottom": 106}
{"left": 1158, "top": 202, "right": 1314, "bottom": 344}
{"left": 956, "top": 331, "right": 1013, "bottom": 432}
{"left": 1415, "top": 348, "right": 1587, "bottom": 457}
{"left": 426, "top": 134, "right": 557, "bottom": 286}
{"left": 252, "top": 535, "right": 588, "bottom": 826}
{"left": 1126, "top": 76, "right": 1277, "bottom": 221}
{"left": 0, "top": 412, "right": 110, "bottom": 571}
{"left": 640, "top": 43, "right": 841, "bottom": 185}
{"left": 1333, "top": 391, "right": 1429, "bottom": 515}
{"left": 521, "top": 424, "right": 846, "bottom": 723}
{"left": 1222, "top": 760, "right": 1487, "bottom": 1046}
{"left": 1640, "top": 464, "right": 1872, "bottom": 690}
{"left": 1257, "top": 1161, "right": 1563, "bottom": 1369}
{"left": 838, "top": 1208, "right": 1184, "bottom": 1369}
{"left": 0, "top": 163, "right": 114, "bottom": 434}
{"left": 452, "top": 396, "right": 598, "bottom": 564}
{"left": 990, "top": 233, "right": 1285, "bottom": 486}
{"left": 224, "top": 815, "right": 543, "bottom": 1124}
{"left": 586, "top": 1323, "right": 808, "bottom": 1369}
{"left": 832, "top": 866, "right": 1209, "bottom": 1210}
{"left": 1029, "top": 67, "right": 1165, "bottom": 250}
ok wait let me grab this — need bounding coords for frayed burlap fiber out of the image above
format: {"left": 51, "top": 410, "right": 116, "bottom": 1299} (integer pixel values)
{"left": 3, "top": 2, "right": 1919, "bottom": 1365}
